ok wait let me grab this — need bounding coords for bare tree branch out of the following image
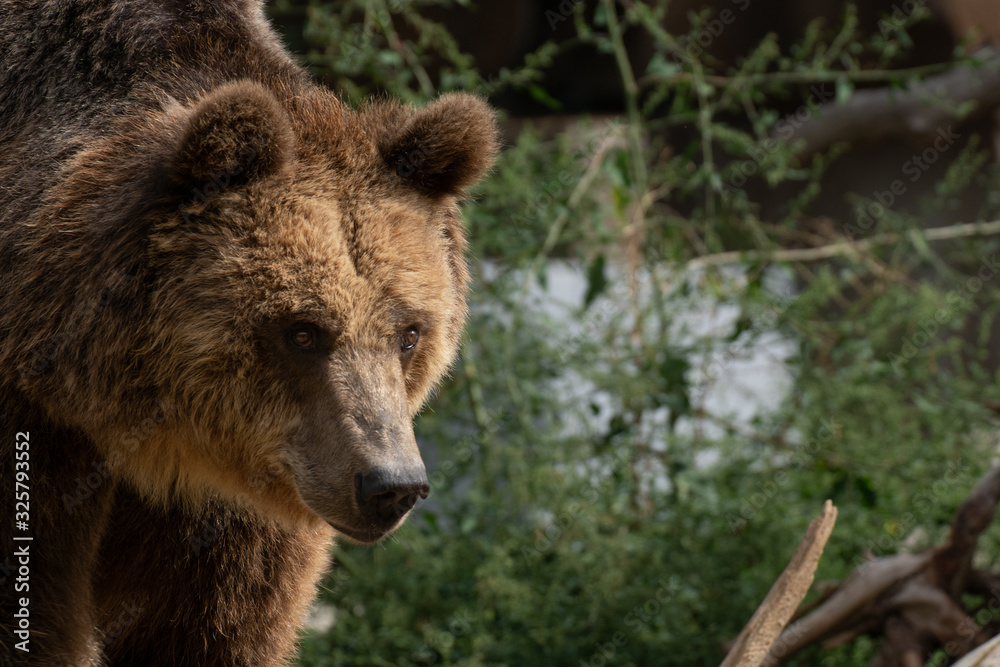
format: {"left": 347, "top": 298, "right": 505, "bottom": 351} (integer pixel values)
{"left": 953, "top": 634, "right": 1000, "bottom": 667}
{"left": 787, "top": 47, "right": 1000, "bottom": 159}
{"left": 761, "top": 552, "right": 933, "bottom": 664}
{"left": 735, "top": 466, "right": 1000, "bottom": 665}
{"left": 934, "top": 466, "right": 1000, "bottom": 597}
{"left": 721, "top": 500, "right": 837, "bottom": 667}
{"left": 684, "top": 219, "right": 1000, "bottom": 272}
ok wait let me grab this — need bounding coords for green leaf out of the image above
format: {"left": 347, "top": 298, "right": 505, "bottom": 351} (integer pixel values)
{"left": 592, "top": 2, "right": 608, "bottom": 28}
{"left": 528, "top": 85, "right": 563, "bottom": 111}
{"left": 583, "top": 254, "right": 608, "bottom": 309}
{"left": 835, "top": 76, "right": 853, "bottom": 105}
{"left": 459, "top": 515, "right": 477, "bottom": 533}
{"left": 646, "top": 52, "right": 681, "bottom": 77}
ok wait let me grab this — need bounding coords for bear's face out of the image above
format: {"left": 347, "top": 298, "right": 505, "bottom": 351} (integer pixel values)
{"left": 136, "top": 82, "right": 498, "bottom": 542}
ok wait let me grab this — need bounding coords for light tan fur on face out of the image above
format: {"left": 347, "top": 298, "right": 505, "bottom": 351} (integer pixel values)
{"left": 75, "top": 84, "right": 497, "bottom": 534}
{"left": 3, "top": 82, "right": 497, "bottom": 532}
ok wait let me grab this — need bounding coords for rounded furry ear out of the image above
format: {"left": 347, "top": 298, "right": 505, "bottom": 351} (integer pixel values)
{"left": 379, "top": 93, "right": 500, "bottom": 198}
{"left": 171, "top": 81, "right": 293, "bottom": 191}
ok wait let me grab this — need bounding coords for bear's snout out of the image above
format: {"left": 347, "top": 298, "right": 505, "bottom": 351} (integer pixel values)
{"left": 356, "top": 466, "right": 430, "bottom": 523}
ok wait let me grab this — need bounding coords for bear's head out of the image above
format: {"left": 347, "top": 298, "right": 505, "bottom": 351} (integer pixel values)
{"left": 113, "top": 81, "right": 498, "bottom": 542}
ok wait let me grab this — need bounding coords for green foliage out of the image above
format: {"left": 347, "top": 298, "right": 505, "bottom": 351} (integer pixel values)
{"left": 275, "top": 1, "right": 1000, "bottom": 664}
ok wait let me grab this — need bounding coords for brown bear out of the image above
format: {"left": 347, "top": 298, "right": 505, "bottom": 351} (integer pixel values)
{"left": 0, "top": 0, "right": 498, "bottom": 664}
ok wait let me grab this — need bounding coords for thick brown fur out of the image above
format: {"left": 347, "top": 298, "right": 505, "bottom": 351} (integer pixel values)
{"left": 0, "top": 1, "right": 499, "bottom": 665}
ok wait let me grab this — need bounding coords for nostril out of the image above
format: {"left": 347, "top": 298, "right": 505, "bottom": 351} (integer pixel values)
{"left": 356, "top": 467, "right": 430, "bottom": 522}
{"left": 397, "top": 493, "right": 419, "bottom": 512}
{"left": 368, "top": 489, "right": 399, "bottom": 504}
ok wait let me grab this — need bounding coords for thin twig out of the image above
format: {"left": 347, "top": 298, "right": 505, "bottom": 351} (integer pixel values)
{"left": 638, "top": 60, "right": 958, "bottom": 91}
{"left": 376, "top": 0, "right": 435, "bottom": 98}
{"left": 684, "top": 220, "right": 1000, "bottom": 272}
{"left": 519, "top": 125, "right": 626, "bottom": 294}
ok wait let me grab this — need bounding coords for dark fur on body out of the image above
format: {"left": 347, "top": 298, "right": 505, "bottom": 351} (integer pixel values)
{"left": 0, "top": 1, "right": 498, "bottom": 664}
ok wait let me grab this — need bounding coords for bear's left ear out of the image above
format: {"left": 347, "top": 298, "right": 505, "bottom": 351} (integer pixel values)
{"left": 171, "top": 80, "right": 294, "bottom": 192}
{"left": 379, "top": 93, "right": 500, "bottom": 198}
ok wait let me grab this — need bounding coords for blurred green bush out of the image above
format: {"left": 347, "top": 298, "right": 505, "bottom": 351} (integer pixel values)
{"left": 269, "top": 1, "right": 1000, "bottom": 664}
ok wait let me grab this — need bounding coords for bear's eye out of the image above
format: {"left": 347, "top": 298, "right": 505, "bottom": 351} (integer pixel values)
{"left": 288, "top": 324, "right": 318, "bottom": 351}
{"left": 400, "top": 327, "right": 419, "bottom": 352}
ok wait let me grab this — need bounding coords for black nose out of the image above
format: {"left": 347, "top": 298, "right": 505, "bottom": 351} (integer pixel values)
{"left": 356, "top": 467, "right": 430, "bottom": 523}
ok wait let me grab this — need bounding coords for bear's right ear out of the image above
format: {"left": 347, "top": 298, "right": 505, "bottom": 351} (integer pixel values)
{"left": 170, "top": 81, "right": 293, "bottom": 192}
